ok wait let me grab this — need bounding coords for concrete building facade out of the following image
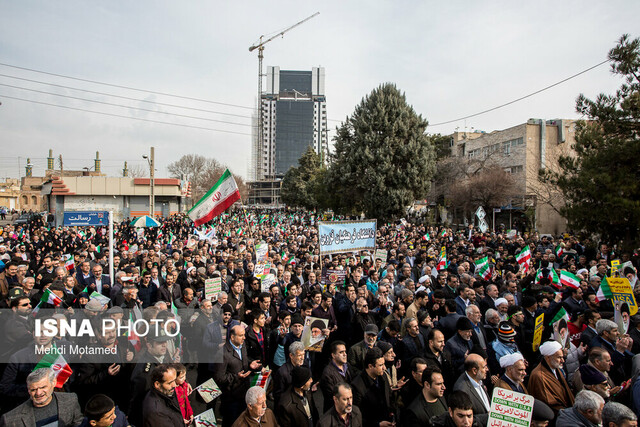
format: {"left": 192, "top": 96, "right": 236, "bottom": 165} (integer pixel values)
{"left": 449, "top": 119, "right": 576, "bottom": 235}
{"left": 41, "top": 176, "right": 190, "bottom": 226}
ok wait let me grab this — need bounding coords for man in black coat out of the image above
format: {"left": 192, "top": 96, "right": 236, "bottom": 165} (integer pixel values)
{"left": 424, "top": 329, "right": 455, "bottom": 392}
{"left": 128, "top": 331, "right": 174, "bottom": 426}
{"left": 351, "top": 347, "right": 394, "bottom": 427}
{"left": 276, "top": 366, "right": 319, "bottom": 427}
{"left": 213, "top": 324, "right": 262, "bottom": 427}
{"left": 272, "top": 340, "right": 306, "bottom": 406}
{"left": 317, "top": 382, "right": 363, "bottom": 427}
{"left": 320, "top": 340, "right": 355, "bottom": 412}
{"left": 435, "top": 299, "right": 462, "bottom": 340}
{"left": 402, "top": 366, "right": 448, "bottom": 427}
{"left": 142, "top": 365, "right": 185, "bottom": 427}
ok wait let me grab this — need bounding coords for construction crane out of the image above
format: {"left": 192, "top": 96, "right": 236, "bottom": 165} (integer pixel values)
{"left": 249, "top": 12, "right": 319, "bottom": 181}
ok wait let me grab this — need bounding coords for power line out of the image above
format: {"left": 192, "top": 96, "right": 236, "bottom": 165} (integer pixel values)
{"left": 0, "top": 63, "right": 351, "bottom": 123}
{"left": 0, "top": 62, "right": 257, "bottom": 111}
{"left": 428, "top": 59, "right": 610, "bottom": 127}
{"left": 0, "top": 82, "right": 256, "bottom": 127}
{"left": 0, "top": 94, "right": 253, "bottom": 136}
{"left": 0, "top": 73, "right": 254, "bottom": 119}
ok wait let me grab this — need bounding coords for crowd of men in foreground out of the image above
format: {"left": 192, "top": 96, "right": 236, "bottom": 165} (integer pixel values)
{"left": 0, "top": 209, "right": 639, "bottom": 427}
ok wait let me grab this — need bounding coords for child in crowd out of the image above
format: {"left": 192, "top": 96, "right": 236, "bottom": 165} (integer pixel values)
{"left": 173, "top": 363, "right": 194, "bottom": 425}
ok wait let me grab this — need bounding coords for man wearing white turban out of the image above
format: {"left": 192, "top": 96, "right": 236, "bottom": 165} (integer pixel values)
{"left": 527, "top": 341, "right": 575, "bottom": 415}
{"left": 495, "top": 353, "right": 528, "bottom": 394}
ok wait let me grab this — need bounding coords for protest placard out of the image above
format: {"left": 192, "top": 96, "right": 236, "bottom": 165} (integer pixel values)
{"left": 601, "top": 277, "right": 638, "bottom": 315}
{"left": 204, "top": 277, "right": 222, "bottom": 301}
{"left": 194, "top": 408, "right": 217, "bottom": 427}
{"left": 261, "top": 274, "right": 276, "bottom": 292}
{"left": 255, "top": 262, "right": 271, "bottom": 279}
{"left": 488, "top": 387, "right": 534, "bottom": 427}
{"left": 195, "top": 378, "right": 222, "bottom": 403}
{"left": 318, "top": 220, "right": 376, "bottom": 255}
{"left": 374, "top": 248, "right": 388, "bottom": 264}
{"left": 321, "top": 269, "right": 347, "bottom": 287}
{"left": 89, "top": 292, "right": 111, "bottom": 307}
{"left": 255, "top": 242, "right": 268, "bottom": 262}
{"left": 532, "top": 314, "right": 544, "bottom": 352}
{"left": 301, "top": 316, "right": 328, "bottom": 352}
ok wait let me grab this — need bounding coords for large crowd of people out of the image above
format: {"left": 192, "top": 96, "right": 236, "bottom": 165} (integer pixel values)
{"left": 0, "top": 208, "right": 639, "bottom": 427}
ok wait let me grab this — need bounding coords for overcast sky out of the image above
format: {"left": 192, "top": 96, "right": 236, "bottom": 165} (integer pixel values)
{"left": 0, "top": 1, "right": 638, "bottom": 180}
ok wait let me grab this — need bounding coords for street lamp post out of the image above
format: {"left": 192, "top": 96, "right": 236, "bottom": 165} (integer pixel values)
{"left": 143, "top": 147, "right": 155, "bottom": 217}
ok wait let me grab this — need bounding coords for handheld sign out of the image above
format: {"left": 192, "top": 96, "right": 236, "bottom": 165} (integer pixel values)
{"left": 532, "top": 314, "right": 544, "bottom": 352}
{"left": 205, "top": 277, "right": 222, "bottom": 301}
{"left": 602, "top": 277, "right": 638, "bottom": 315}
{"left": 488, "top": 388, "right": 534, "bottom": 427}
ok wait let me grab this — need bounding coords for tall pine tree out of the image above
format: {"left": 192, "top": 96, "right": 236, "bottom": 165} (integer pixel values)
{"left": 326, "top": 83, "right": 436, "bottom": 221}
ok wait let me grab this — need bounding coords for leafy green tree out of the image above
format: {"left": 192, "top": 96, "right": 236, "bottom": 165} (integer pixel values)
{"left": 540, "top": 34, "right": 640, "bottom": 249}
{"left": 280, "top": 146, "right": 325, "bottom": 209}
{"left": 326, "top": 83, "right": 436, "bottom": 220}
{"left": 429, "top": 133, "right": 453, "bottom": 160}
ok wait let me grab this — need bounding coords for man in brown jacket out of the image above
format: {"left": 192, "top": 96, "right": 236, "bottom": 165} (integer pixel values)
{"left": 527, "top": 341, "right": 575, "bottom": 415}
{"left": 232, "top": 386, "right": 279, "bottom": 427}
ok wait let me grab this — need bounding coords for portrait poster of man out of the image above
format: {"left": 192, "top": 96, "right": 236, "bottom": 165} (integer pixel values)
{"left": 301, "top": 316, "right": 328, "bottom": 352}
{"left": 614, "top": 301, "right": 631, "bottom": 334}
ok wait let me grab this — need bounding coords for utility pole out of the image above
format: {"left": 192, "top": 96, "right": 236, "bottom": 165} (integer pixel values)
{"left": 150, "top": 147, "right": 155, "bottom": 217}
{"left": 143, "top": 147, "right": 155, "bottom": 217}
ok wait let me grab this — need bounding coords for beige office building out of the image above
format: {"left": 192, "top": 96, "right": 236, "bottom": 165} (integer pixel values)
{"left": 449, "top": 119, "right": 577, "bottom": 235}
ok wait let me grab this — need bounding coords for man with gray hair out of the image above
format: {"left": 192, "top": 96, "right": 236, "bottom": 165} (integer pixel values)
{"left": 602, "top": 401, "right": 637, "bottom": 427}
{"left": 556, "top": 390, "right": 605, "bottom": 427}
{"left": 1, "top": 368, "right": 83, "bottom": 426}
{"left": 272, "top": 340, "right": 306, "bottom": 405}
{"left": 484, "top": 308, "right": 501, "bottom": 343}
{"left": 590, "top": 319, "right": 634, "bottom": 384}
{"left": 212, "top": 291, "right": 229, "bottom": 319}
{"left": 231, "top": 386, "right": 278, "bottom": 427}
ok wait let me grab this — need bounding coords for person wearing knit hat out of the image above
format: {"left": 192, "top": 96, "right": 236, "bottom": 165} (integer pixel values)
{"left": 527, "top": 340, "right": 575, "bottom": 414}
{"left": 579, "top": 364, "right": 611, "bottom": 400}
{"left": 531, "top": 399, "right": 555, "bottom": 427}
{"left": 488, "top": 322, "right": 520, "bottom": 374}
{"left": 444, "top": 316, "right": 475, "bottom": 376}
{"left": 377, "top": 340, "right": 403, "bottom": 391}
{"left": 496, "top": 353, "right": 528, "bottom": 393}
{"left": 276, "top": 365, "right": 318, "bottom": 426}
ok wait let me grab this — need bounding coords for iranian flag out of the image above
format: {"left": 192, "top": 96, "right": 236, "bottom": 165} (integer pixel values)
{"left": 596, "top": 277, "right": 614, "bottom": 302}
{"left": 63, "top": 255, "right": 75, "bottom": 272}
{"left": 31, "top": 289, "right": 63, "bottom": 317}
{"left": 127, "top": 311, "right": 142, "bottom": 351}
{"left": 439, "top": 229, "right": 447, "bottom": 238}
{"left": 437, "top": 246, "right": 447, "bottom": 271}
{"left": 250, "top": 370, "right": 271, "bottom": 388}
{"left": 516, "top": 247, "right": 531, "bottom": 272}
{"left": 559, "top": 270, "right": 581, "bottom": 289}
{"left": 33, "top": 345, "right": 72, "bottom": 388}
{"left": 475, "top": 256, "right": 492, "bottom": 280}
{"left": 549, "top": 268, "right": 560, "bottom": 288}
{"left": 548, "top": 306, "right": 570, "bottom": 326}
{"left": 422, "top": 233, "right": 430, "bottom": 241}
{"left": 555, "top": 245, "right": 564, "bottom": 259}
{"left": 188, "top": 169, "right": 241, "bottom": 226}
